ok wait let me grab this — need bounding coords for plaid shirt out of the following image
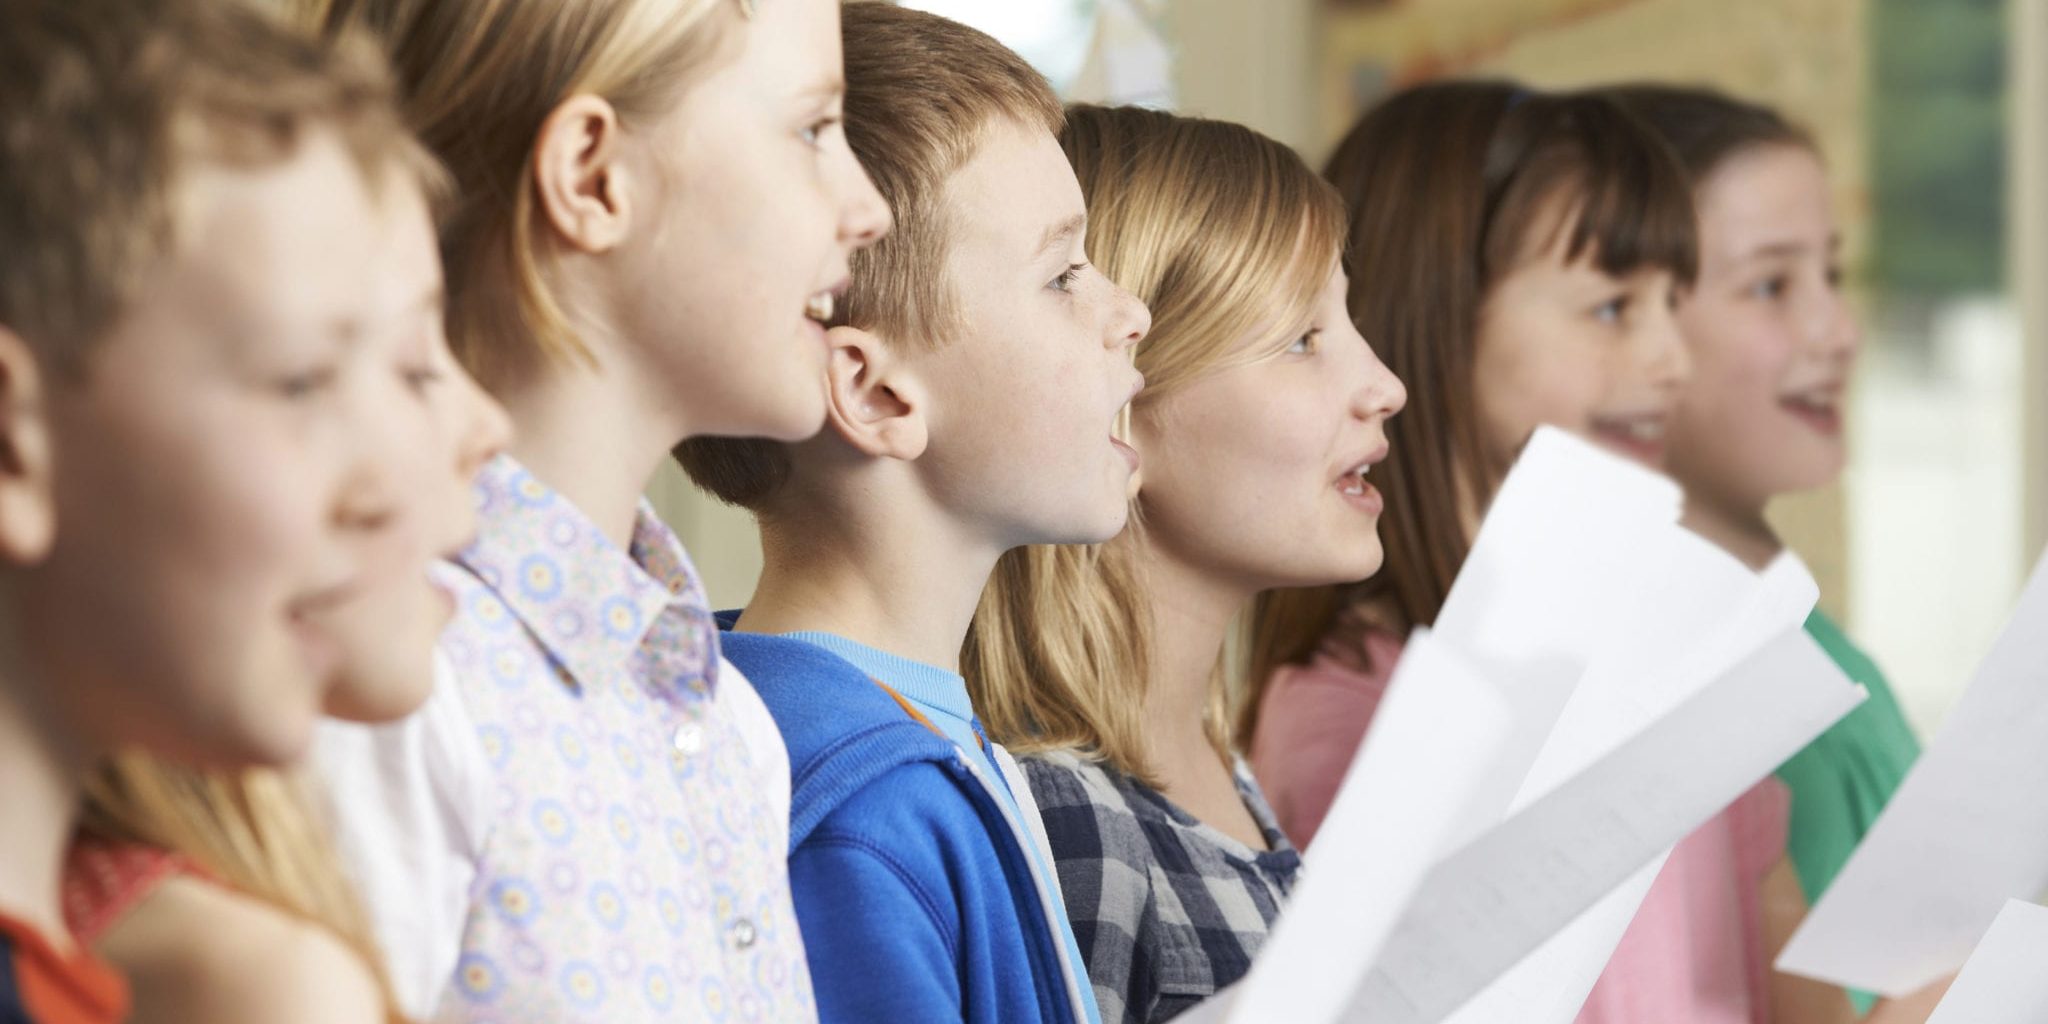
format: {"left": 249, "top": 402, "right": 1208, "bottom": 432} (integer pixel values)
{"left": 1022, "top": 751, "right": 1301, "bottom": 1024}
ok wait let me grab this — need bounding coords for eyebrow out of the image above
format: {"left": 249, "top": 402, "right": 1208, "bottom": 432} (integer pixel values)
{"left": 793, "top": 75, "right": 846, "bottom": 106}
{"left": 1035, "top": 213, "right": 1087, "bottom": 264}
{"left": 319, "top": 285, "right": 444, "bottom": 346}
{"left": 1744, "top": 234, "right": 1843, "bottom": 262}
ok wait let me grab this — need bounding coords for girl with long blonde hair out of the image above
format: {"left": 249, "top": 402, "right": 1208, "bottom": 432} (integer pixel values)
{"left": 303, "top": 0, "right": 889, "bottom": 1019}
{"left": 964, "top": 104, "right": 1406, "bottom": 1023}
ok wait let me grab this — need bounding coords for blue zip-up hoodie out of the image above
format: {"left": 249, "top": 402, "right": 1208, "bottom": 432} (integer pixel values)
{"left": 719, "top": 624, "right": 1091, "bottom": 1024}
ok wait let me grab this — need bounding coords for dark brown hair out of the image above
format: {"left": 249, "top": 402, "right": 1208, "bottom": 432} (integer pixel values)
{"left": 1604, "top": 83, "right": 1816, "bottom": 183}
{"left": 1242, "top": 80, "right": 1700, "bottom": 743}
{"left": 673, "top": 1, "right": 1063, "bottom": 512}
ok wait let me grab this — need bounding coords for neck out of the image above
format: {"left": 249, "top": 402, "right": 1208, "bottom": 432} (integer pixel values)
{"left": 739, "top": 491, "right": 1003, "bottom": 673}
{"left": 491, "top": 358, "right": 684, "bottom": 551}
{"left": 1680, "top": 485, "right": 1782, "bottom": 572}
{"left": 1135, "top": 542, "right": 1252, "bottom": 762}
{"left": 0, "top": 663, "right": 87, "bottom": 948}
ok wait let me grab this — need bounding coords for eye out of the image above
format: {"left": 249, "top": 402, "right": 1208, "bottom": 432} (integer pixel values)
{"left": 1287, "top": 328, "right": 1322, "bottom": 355}
{"left": 402, "top": 364, "right": 444, "bottom": 395}
{"left": 1592, "top": 295, "right": 1630, "bottom": 324}
{"left": 1824, "top": 264, "right": 1845, "bottom": 290}
{"left": 799, "top": 116, "right": 840, "bottom": 149}
{"left": 1051, "top": 263, "right": 1087, "bottom": 293}
{"left": 1747, "top": 275, "right": 1791, "bottom": 301}
{"left": 277, "top": 365, "right": 338, "bottom": 400}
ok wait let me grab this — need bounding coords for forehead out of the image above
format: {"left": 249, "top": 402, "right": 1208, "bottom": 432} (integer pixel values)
{"left": 728, "top": 0, "right": 840, "bottom": 94}
{"left": 941, "top": 119, "right": 1085, "bottom": 267}
{"left": 1698, "top": 145, "right": 1833, "bottom": 251}
{"left": 150, "top": 131, "right": 383, "bottom": 351}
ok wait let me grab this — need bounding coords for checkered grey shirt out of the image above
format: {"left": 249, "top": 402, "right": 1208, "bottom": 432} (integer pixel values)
{"left": 1021, "top": 750, "right": 1302, "bottom": 1024}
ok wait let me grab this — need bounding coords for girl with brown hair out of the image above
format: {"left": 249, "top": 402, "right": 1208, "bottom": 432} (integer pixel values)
{"left": 1606, "top": 82, "right": 1943, "bottom": 1023}
{"left": 1243, "top": 81, "right": 1804, "bottom": 1023}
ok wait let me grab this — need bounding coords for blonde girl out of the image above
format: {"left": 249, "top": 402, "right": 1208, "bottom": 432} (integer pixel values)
{"left": 966, "top": 104, "right": 1406, "bottom": 1023}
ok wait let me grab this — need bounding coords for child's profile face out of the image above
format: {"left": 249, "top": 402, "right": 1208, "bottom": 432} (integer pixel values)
{"left": 911, "top": 119, "right": 1149, "bottom": 550}
{"left": 1472, "top": 206, "right": 1691, "bottom": 476}
{"left": 1668, "top": 144, "right": 1856, "bottom": 509}
{"left": 316, "top": 171, "right": 510, "bottom": 726}
{"left": 24, "top": 130, "right": 495, "bottom": 768}
{"left": 1133, "top": 261, "right": 1406, "bottom": 591}
{"left": 609, "top": 0, "right": 890, "bottom": 444}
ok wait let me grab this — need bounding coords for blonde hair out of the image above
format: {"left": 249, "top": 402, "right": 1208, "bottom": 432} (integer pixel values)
{"left": 311, "top": 0, "right": 749, "bottom": 383}
{"left": 81, "top": 757, "right": 409, "bottom": 1023}
{"left": 674, "top": 0, "right": 1063, "bottom": 511}
{"left": 963, "top": 105, "right": 1348, "bottom": 783}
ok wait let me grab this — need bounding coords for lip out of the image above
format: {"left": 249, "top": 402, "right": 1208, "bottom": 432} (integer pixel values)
{"left": 1334, "top": 441, "right": 1390, "bottom": 516}
{"left": 1588, "top": 412, "right": 1668, "bottom": 466}
{"left": 1110, "top": 435, "right": 1140, "bottom": 471}
{"left": 1778, "top": 386, "right": 1845, "bottom": 438}
{"left": 287, "top": 606, "right": 345, "bottom": 679}
{"left": 1338, "top": 479, "right": 1384, "bottom": 516}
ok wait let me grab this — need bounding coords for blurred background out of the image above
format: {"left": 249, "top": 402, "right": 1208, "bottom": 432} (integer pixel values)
{"left": 653, "top": 0, "right": 2041, "bottom": 741}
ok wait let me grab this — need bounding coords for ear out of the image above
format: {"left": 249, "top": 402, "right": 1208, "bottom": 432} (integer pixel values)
{"left": 0, "top": 328, "right": 56, "bottom": 564}
{"left": 531, "top": 94, "right": 633, "bottom": 254}
{"left": 820, "top": 325, "right": 928, "bottom": 461}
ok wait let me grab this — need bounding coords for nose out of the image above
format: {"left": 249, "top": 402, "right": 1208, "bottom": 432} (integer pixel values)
{"left": 836, "top": 149, "right": 892, "bottom": 251}
{"left": 1106, "top": 281, "right": 1151, "bottom": 354}
{"left": 1813, "top": 288, "right": 1862, "bottom": 364}
{"left": 453, "top": 365, "right": 511, "bottom": 480}
{"left": 1356, "top": 338, "right": 1407, "bottom": 421}
{"left": 1643, "top": 302, "right": 1692, "bottom": 393}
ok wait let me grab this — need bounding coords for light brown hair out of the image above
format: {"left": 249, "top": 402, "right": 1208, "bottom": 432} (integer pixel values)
{"left": 1241, "top": 81, "right": 1701, "bottom": 745}
{"left": 0, "top": 0, "right": 425, "bottom": 368}
{"left": 964, "top": 105, "right": 1348, "bottom": 783}
{"left": 673, "top": 1, "right": 1063, "bottom": 512}
{"left": 312, "top": 0, "right": 752, "bottom": 383}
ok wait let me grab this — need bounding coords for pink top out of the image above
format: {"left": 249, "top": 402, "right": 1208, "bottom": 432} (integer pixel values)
{"left": 61, "top": 836, "right": 191, "bottom": 945}
{"left": 1250, "top": 631, "right": 1790, "bottom": 1024}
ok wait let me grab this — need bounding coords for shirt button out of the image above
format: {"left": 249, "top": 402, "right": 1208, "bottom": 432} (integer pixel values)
{"left": 730, "top": 918, "right": 757, "bottom": 950}
{"left": 672, "top": 722, "right": 704, "bottom": 756}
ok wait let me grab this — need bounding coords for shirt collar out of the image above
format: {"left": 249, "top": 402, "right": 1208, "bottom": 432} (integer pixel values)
{"left": 455, "top": 455, "right": 713, "bottom": 695}
{"left": 779, "top": 631, "right": 974, "bottom": 727}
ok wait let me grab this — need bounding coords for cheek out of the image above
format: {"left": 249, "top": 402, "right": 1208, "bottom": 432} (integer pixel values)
{"left": 1476, "top": 331, "right": 1604, "bottom": 444}
{"left": 1679, "top": 320, "right": 1792, "bottom": 428}
{"left": 1142, "top": 388, "right": 1321, "bottom": 539}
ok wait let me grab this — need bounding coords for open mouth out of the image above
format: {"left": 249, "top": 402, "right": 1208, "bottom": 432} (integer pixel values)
{"left": 1779, "top": 388, "right": 1843, "bottom": 436}
{"left": 1589, "top": 414, "right": 1668, "bottom": 464}
{"left": 805, "top": 277, "right": 852, "bottom": 326}
{"left": 1336, "top": 447, "right": 1388, "bottom": 513}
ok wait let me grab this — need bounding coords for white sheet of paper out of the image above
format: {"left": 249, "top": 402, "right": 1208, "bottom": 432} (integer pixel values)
{"left": 1224, "top": 629, "right": 1512, "bottom": 1023}
{"left": 1925, "top": 899, "right": 2048, "bottom": 1023}
{"left": 1431, "top": 427, "right": 1683, "bottom": 851}
{"left": 1439, "top": 540, "right": 1823, "bottom": 1024}
{"left": 1777, "top": 550, "right": 2048, "bottom": 995}
{"left": 1443, "top": 861, "right": 1664, "bottom": 1024}
{"left": 1344, "top": 627, "right": 1864, "bottom": 1024}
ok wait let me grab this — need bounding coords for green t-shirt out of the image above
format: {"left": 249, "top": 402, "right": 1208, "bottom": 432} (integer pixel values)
{"left": 1777, "top": 610, "right": 1922, "bottom": 1014}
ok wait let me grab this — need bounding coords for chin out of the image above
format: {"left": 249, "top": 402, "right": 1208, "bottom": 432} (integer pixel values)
{"left": 1047, "top": 502, "right": 1129, "bottom": 547}
{"left": 1308, "top": 543, "right": 1385, "bottom": 587}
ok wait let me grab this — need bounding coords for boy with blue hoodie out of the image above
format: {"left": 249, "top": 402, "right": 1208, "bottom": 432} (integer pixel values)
{"left": 674, "top": 4, "right": 1150, "bottom": 1020}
